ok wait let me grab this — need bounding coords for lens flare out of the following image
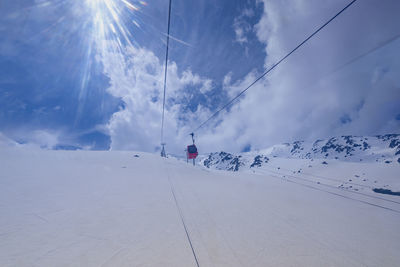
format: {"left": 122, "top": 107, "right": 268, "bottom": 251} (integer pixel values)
{"left": 9, "top": 0, "right": 147, "bottom": 126}
{"left": 83, "top": 0, "right": 147, "bottom": 120}
{"left": 86, "top": 0, "right": 145, "bottom": 53}
{"left": 121, "top": 0, "right": 139, "bottom": 11}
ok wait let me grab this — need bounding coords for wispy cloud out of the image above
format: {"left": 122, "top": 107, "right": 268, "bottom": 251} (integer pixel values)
{"left": 233, "top": 7, "right": 254, "bottom": 44}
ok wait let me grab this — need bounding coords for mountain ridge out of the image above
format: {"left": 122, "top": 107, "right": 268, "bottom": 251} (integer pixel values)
{"left": 201, "top": 134, "right": 400, "bottom": 172}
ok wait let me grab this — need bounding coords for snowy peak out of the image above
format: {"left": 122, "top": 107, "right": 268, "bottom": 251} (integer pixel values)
{"left": 201, "top": 134, "right": 400, "bottom": 171}
{"left": 202, "top": 151, "right": 269, "bottom": 172}
{"left": 310, "top": 136, "right": 371, "bottom": 159}
{"left": 203, "top": 151, "right": 245, "bottom": 172}
{"left": 250, "top": 155, "right": 270, "bottom": 168}
{"left": 269, "top": 134, "right": 400, "bottom": 161}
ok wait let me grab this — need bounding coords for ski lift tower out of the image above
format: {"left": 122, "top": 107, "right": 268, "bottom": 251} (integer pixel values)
{"left": 160, "top": 143, "right": 167, "bottom": 158}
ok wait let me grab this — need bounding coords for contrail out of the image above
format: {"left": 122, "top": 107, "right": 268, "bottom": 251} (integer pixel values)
{"left": 162, "top": 32, "right": 193, "bottom": 47}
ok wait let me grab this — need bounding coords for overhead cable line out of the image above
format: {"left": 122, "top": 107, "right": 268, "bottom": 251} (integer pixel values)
{"left": 192, "top": 0, "right": 358, "bottom": 133}
{"left": 164, "top": 164, "right": 200, "bottom": 267}
{"left": 160, "top": 0, "right": 173, "bottom": 157}
{"left": 258, "top": 166, "right": 400, "bottom": 205}
{"left": 267, "top": 172, "right": 400, "bottom": 214}
{"left": 330, "top": 33, "right": 400, "bottom": 74}
{"left": 297, "top": 32, "right": 400, "bottom": 94}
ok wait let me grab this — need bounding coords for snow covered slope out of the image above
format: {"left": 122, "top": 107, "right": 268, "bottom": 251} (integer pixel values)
{"left": 1, "top": 146, "right": 400, "bottom": 266}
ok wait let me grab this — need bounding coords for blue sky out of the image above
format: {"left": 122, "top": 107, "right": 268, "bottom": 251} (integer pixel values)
{"left": 1, "top": 0, "right": 399, "bottom": 154}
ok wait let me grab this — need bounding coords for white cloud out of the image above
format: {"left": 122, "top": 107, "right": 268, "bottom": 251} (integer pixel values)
{"left": 99, "top": 0, "right": 400, "bottom": 154}
{"left": 4, "top": 129, "right": 61, "bottom": 149}
{"left": 99, "top": 43, "right": 213, "bottom": 153}
{"left": 234, "top": 22, "right": 248, "bottom": 44}
{"left": 223, "top": 72, "right": 233, "bottom": 87}
{"left": 233, "top": 7, "right": 254, "bottom": 45}
{"left": 0, "top": 132, "right": 18, "bottom": 147}
{"left": 197, "top": 0, "right": 400, "bottom": 152}
{"left": 30, "top": 130, "right": 60, "bottom": 148}
{"left": 223, "top": 70, "right": 259, "bottom": 98}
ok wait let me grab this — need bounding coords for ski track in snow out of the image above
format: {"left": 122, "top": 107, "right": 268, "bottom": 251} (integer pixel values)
{"left": 0, "top": 146, "right": 400, "bottom": 266}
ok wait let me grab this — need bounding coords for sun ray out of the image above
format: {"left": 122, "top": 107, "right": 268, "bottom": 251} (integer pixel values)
{"left": 86, "top": 0, "right": 145, "bottom": 53}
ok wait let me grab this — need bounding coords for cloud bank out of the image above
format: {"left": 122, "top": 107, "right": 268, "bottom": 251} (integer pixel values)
{"left": 196, "top": 0, "right": 400, "bottom": 153}
{"left": 100, "top": 0, "right": 400, "bottom": 154}
{"left": 98, "top": 42, "right": 213, "bottom": 153}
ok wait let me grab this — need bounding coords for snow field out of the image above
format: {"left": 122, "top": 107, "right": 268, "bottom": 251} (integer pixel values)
{"left": 1, "top": 147, "right": 400, "bottom": 266}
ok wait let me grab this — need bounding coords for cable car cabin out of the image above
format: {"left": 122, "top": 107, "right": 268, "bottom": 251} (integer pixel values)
{"left": 187, "top": 144, "right": 198, "bottom": 159}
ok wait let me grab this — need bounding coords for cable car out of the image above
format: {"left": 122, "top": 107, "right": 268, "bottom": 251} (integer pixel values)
{"left": 186, "top": 133, "right": 198, "bottom": 165}
{"left": 187, "top": 144, "right": 198, "bottom": 159}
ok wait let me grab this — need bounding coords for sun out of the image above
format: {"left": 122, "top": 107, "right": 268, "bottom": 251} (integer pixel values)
{"left": 85, "top": 0, "right": 147, "bottom": 51}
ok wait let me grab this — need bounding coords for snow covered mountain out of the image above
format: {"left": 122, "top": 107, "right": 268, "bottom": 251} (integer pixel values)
{"left": 201, "top": 134, "right": 400, "bottom": 172}
{"left": 200, "top": 134, "right": 400, "bottom": 195}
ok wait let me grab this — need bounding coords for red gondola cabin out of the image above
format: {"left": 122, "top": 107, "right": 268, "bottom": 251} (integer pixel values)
{"left": 187, "top": 144, "right": 198, "bottom": 159}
